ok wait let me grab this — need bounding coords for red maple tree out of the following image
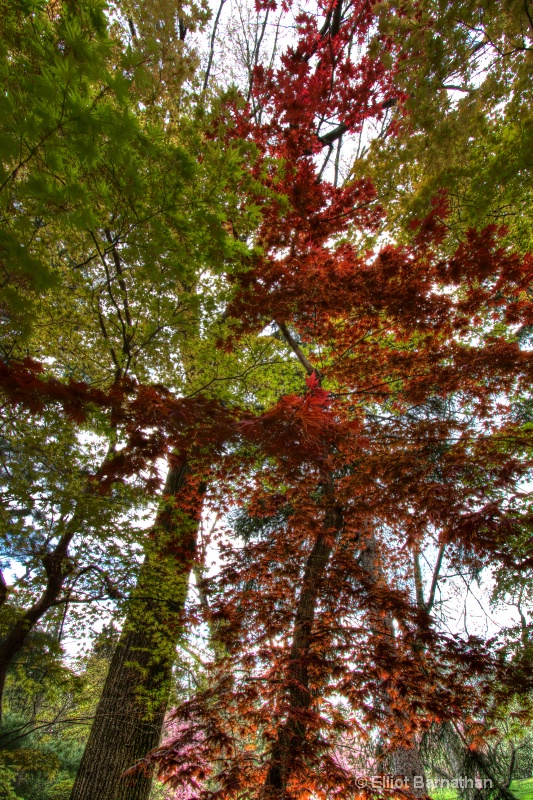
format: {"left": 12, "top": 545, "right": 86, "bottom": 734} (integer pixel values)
{"left": 129, "top": 2, "right": 533, "bottom": 798}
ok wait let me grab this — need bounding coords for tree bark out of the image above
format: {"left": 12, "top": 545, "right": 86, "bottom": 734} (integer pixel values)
{"left": 70, "top": 460, "right": 204, "bottom": 800}
{"left": 263, "top": 485, "right": 343, "bottom": 799}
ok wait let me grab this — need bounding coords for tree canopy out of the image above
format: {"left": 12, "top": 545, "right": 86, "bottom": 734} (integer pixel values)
{"left": 1, "top": 1, "right": 533, "bottom": 800}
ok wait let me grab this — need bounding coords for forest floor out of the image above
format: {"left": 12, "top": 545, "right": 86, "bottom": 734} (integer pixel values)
{"left": 432, "top": 777, "right": 533, "bottom": 799}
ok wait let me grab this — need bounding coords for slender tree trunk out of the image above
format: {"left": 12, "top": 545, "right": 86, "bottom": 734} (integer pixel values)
{"left": 263, "top": 484, "right": 343, "bottom": 799}
{"left": 70, "top": 460, "right": 204, "bottom": 800}
{"left": 0, "top": 525, "right": 77, "bottom": 718}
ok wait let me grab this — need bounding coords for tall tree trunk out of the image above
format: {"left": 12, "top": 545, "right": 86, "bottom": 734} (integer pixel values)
{"left": 263, "top": 483, "right": 343, "bottom": 799}
{"left": 70, "top": 460, "right": 204, "bottom": 800}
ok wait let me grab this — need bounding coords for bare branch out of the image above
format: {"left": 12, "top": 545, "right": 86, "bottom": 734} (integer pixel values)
{"left": 427, "top": 543, "right": 446, "bottom": 613}
{"left": 203, "top": 0, "right": 227, "bottom": 91}
{"left": 277, "top": 321, "right": 320, "bottom": 378}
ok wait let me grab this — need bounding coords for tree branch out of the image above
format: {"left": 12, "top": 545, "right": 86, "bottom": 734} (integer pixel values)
{"left": 427, "top": 543, "right": 445, "bottom": 613}
{"left": 318, "top": 122, "right": 347, "bottom": 146}
{"left": 203, "top": 0, "right": 227, "bottom": 91}
{"left": 277, "top": 321, "right": 320, "bottom": 378}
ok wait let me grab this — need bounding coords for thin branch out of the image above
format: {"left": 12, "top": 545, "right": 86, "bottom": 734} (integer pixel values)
{"left": 203, "top": 0, "right": 227, "bottom": 91}
{"left": 413, "top": 547, "right": 425, "bottom": 611}
{"left": 277, "top": 321, "right": 319, "bottom": 378}
{"left": 104, "top": 229, "right": 133, "bottom": 328}
{"left": 246, "top": 7, "right": 271, "bottom": 103}
{"left": 427, "top": 542, "right": 446, "bottom": 613}
{"left": 0, "top": 715, "right": 97, "bottom": 747}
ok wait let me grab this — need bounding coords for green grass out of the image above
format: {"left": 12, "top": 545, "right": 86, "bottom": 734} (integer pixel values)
{"left": 430, "top": 777, "right": 533, "bottom": 800}
{"left": 511, "top": 777, "right": 533, "bottom": 800}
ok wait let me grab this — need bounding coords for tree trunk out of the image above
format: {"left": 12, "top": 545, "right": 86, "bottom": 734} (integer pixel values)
{"left": 70, "top": 460, "right": 204, "bottom": 800}
{"left": 0, "top": 525, "right": 76, "bottom": 718}
{"left": 263, "top": 485, "right": 343, "bottom": 799}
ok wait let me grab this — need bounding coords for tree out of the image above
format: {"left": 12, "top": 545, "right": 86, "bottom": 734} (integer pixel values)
{"left": 0, "top": 400, "right": 147, "bottom": 718}
{"left": 4, "top": 1, "right": 533, "bottom": 799}
{"left": 1, "top": 2, "right": 301, "bottom": 798}
{"left": 130, "top": 1, "right": 533, "bottom": 798}
{"left": 0, "top": 0, "right": 145, "bottom": 325}
{"left": 0, "top": 2, "right": 242, "bottom": 796}
{"left": 358, "top": 0, "right": 533, "bottom": 251}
